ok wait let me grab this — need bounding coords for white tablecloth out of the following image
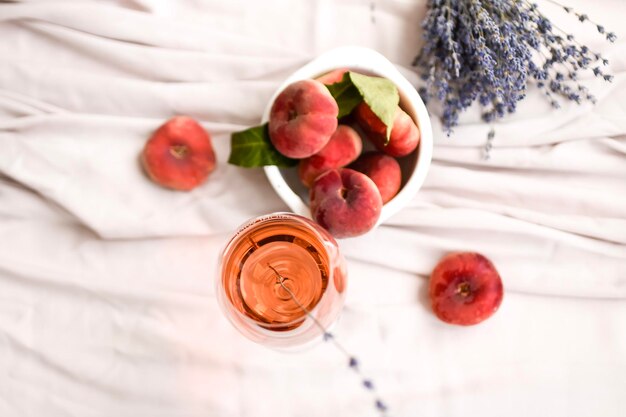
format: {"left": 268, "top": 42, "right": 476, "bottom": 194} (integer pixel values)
{"left": 1, "top": 1, "right": 625, "bottom": 416}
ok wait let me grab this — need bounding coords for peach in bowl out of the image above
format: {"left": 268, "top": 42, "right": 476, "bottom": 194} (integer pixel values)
{"left": 262, "top": 46, "right": 433, "bottom": 238}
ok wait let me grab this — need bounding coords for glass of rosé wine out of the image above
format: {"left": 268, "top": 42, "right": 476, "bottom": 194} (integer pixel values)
{"left": 216, "top": 212, "right": 347, "bottom": 348}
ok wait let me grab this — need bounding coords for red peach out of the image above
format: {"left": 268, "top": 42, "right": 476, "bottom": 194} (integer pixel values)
{"left": 310, "top": 168, "right": 382, "bottom": 238}
{"left": 298, "top": 125, "right": 362, "bottom": 188}
{"left": 429, "top": 252, "right": 504, "bottom": 326}
{"left": 315, "top": 68, "right": 349, "bottom": 85}
{"left": 269, "top": 80, "right": 338, "bottom": 159}
{"left": 141, "top": 116, "right": 216, "bottom": 191}
{"left": 355, "top": 103, "right": 420, "bottom": 157}
{"left": 350, "top": 152, "right": 401, "bottom": 204}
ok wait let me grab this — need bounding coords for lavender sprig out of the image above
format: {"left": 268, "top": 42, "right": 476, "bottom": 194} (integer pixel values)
{"left": 545, "top": 0, "right": 617, "bottom": 42}
{"left": 268, "top": 265, "right": 390, "bottom": 417}
{"left": 413, "top": 0, "right": 617, "bottom": 136}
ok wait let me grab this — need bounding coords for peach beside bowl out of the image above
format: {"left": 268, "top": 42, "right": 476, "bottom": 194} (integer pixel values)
{"left": 263, "top": 46, "right": 433, "bottom": 229}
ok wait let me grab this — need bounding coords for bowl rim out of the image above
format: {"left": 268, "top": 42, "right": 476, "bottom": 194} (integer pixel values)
{"left": 263, "top": 46, "right": 433, "bottom": 227}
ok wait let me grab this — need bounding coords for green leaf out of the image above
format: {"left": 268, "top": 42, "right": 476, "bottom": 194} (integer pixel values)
{"left": 228, "top": 124, "right": 298, "bottom": 168}
{"left": 325, "top": 73, "right": 363, "bottom": 118}
{"left": 349, "top": 72, "right": 399, "bottom": 143}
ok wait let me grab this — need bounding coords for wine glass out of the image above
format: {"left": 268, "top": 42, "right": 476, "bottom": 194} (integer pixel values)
{"left": 216, "top": 212, "right": 347, "bottom": 348}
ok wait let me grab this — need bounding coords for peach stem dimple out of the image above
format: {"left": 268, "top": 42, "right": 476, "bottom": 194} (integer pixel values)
{"left": 456, "top": 281, "right": 472, "bottom": 297}
{"left": 169, "top": 144, "right": 189, "bottom": 159}
{"left": 287, "top": 109, "right": 298, "bottom": 121}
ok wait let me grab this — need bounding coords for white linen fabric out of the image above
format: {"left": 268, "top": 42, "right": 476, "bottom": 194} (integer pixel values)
{"left": 1, "top": 1, "right": 625, "bottom": 416}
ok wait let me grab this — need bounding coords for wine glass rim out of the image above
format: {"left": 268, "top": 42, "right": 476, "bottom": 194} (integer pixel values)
{"left": 217, "top": 212, "right": 336, "bottom": 330}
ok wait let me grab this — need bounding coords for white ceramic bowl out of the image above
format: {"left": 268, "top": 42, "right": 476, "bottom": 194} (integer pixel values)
{"left": 263, "top": 46, "right": 433, "bottom": 227}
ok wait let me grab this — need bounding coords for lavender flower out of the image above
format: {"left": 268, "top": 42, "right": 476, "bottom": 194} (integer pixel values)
{"left": 413, "top": 0, "right": 616, "bottom": 135}
{"left": 483, "top": 127, "right": 495, "bottom": 160}
{"left": 376, "top": 399, "right": 389, "bottom": 412}
{"left": 349, "top": 357, "right": 359, "bottom": 368}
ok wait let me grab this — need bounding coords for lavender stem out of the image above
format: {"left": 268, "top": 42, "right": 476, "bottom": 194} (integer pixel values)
{"left": 268, "top": 264, "right": 390, "bottom": 416}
